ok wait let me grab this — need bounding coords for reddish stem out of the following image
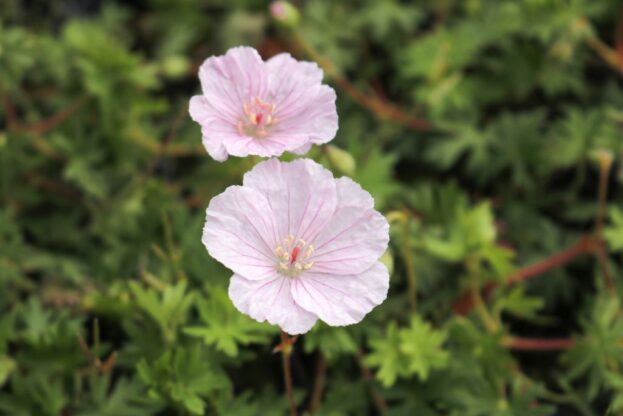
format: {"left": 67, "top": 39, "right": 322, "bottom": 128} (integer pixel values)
{"left": 355, "top": 350, "right": 388, "bottom": 414}
{"left": 3, "top": 92, "right": 89, "bottom": 135}
{"left": 453, "top": 236, "right": 596, "bottom": 315}
{"left": 594, "top": 152, "right": 615, "bottom": 295}
{"left": 1, "top": 91, "right": 18, "bottom": 128}
{"left": 292, "top": 33, "right": 432, "bottom": 132}
{"left": 505, "top": 336, "right": 576, "bottom": 351}
{"left": 280, "top": 331, "right": 297, "bottom": 416}
{"left": 21, "top": 96, "right": 89, "bottom": 134}
{"left": 308, "top": 352, "right": 326, "bottom": 415}
{"left": 506, "top": 236, "right": 595, "bottom": 284}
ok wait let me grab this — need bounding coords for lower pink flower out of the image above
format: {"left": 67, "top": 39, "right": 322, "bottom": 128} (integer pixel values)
{"left": 203, "top": 158, "right": 390, "bottom": 334}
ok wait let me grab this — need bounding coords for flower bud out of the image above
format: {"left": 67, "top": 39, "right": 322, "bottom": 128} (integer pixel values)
{"left": 380, "top": 249, "right": 394, "bottom": 276}
{"left": 385, "top": 210, "right": 408, "bottom": 224}
{"left": 549, "top": 39, "right": 573, "bottom": 63}
{"left": 570, "top": 17, "right": 592, "bottom": 40}
{"left": 590, "top": 149, "right": 614, "bottom": 172}
{"left": 269, "top": 1, "right": 300, "bottom": 29}
{"left": 325, "top": 145, "right": 356, "bottom": 176}
{"left": 161, "top": 55, "right": 190, "bottom": 79}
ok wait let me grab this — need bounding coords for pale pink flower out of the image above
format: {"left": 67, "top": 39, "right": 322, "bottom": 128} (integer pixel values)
{"left": 189, "top": 47, "right": 338, "bottom": 161}
{"left": 203, "top": 158, "right": 390, "bottom": 334}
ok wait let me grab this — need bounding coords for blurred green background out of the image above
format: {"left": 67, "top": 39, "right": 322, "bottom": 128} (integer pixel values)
{"left": 2, "top": 0, "right": 623, "bottom": 414}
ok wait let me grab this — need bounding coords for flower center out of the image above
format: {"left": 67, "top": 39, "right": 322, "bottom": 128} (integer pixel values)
{"left": 238, "top": 96, "right": 277, "bottom": 138}
{"left": 275, "top": 235, "right": 314, "bottom": 277}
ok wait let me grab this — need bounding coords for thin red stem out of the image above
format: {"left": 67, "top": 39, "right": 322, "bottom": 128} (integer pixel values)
{"left": 308, "top": 352, "right": 326, "bottom": 415}
{"left": 506, "top": 236, "right": 595, "bottom": 284}
{"left": 594, "top": 152, "right": 615, "bottom": 295}
{"left": 505, "top": 336, "right": 576, "bottom": 351}
{"left": 3, "top": 92, "right": 89, "bottom": 135}
{"left": 292, "top": 32, "right": 432, "bottom": 132}
{"left": 1, "top": 90, "right": 18, "bottom": 129}
{"left": 280, "top": 331, "right": 297, "bottom": 416}
{"left": 453, "top": 236, "right": 596, "bottom": 315}
{"left": 355, "top": 350, "right": 388, "bottom": 414}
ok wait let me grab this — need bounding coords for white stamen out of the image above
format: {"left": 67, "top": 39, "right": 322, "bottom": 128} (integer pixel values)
{"left": 275, "top": 235, "right": 314, "bottom": 277}
{"left": 239, "top": 96, "right": 277, "bottom": 139}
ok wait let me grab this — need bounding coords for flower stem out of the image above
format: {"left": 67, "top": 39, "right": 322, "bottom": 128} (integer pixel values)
{"left": 308, "top": 352, "right": 326, "bottom": 415}
{"left": 1, "top": 87, "right": 89, "bottom": 135}
{"left": 453, "top": 236, "right": 596, "bottom": 315}
{"left": 594, "top": 150, "right": 614, "bottom": 295}
{"left": 582, "top": 17, "right": 623, "bottom": 76}
{"left": 291, "top": 31, "right": 433, "bottom": 132}
{"left": 506, "top": 236, "right": 595, "bottom": 284}
{"left": 355, "top": 350, "right": 388, "bottom": 414}
{"left": 280, "top": 330, "right": 297, "bottom": 416}
{"left": 467, "top": 257, "right": 498, "bottom": 333}
{"left": 503, "top": 336, "right": 576, "bottom": 350}
{"left": 401, "top": 211, "right": 417, "bottom": 312}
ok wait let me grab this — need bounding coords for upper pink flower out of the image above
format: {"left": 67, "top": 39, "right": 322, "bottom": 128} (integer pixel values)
{"left": 202, "top": 158, "right": 390, "bottom": 335}
{"left": 189, "top": 46, "right": 338, "bottom": 161}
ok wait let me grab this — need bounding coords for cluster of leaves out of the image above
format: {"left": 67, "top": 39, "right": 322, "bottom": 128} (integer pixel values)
{"left": 1, "top": 0, "right": 623, "bottom": 414}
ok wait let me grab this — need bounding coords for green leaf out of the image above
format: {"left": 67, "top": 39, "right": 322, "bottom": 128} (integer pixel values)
{"left": 493, "top": 286, "right": 545, "bottom": 321}
{"left": 303, "top": 323, "right": 358, "bottom": 360}
{"left": 130, "top": 280, "right": 194, "bottom": 342}
{"left": 365, "top": 316, "right": 449, "bottom": 386}
{"left": 605, "top": 207, "right": 623, "bottom": 252}
{"left": 0, "top": 356, "right": 15, "bottom": 387}
{"left": 353, "top": 147, "right": 399, "bottom": 209}
{"left": 183, "top": 286, "right": 275, "bottom": 357}
{"left": 137, "top": 344, "right": 230, "bottom": 415}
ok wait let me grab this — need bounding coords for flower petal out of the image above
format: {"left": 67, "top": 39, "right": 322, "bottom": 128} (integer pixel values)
{"left": 272, "top": 85, "right": 338, "bottom": 145}
{"left": 191, "top": 48, "right": 337, "bottom": 160}
{"left": 243, "top": 158, "right": 338, "bottom": 243}
{"left": 199, "top": 46, "right": 268, "bottom": 113}
{"left": 291, "top": 262, "right": 389, "bottom": 326}
{"left": 310, "top": 177, "right": 389, "bottom": 275}
{"left": 266, "top": 53, "right": 324, "bottom": 93}
{"left": 203, "top": 185, "right": 279, "bottom": 280}
{"left": 229, "top": 273, "right": 318, "bottom": 335}
{"left": 266, "top": 53, "right": 338, "bottom": 146}
{"left": 223, "top": 133, "right": 309, "bottom": 159}
{"left": 201, "top": 125, "right": 230, "bottom": 161}
{"left": 192, "top": 47, "right": 270, "bottom": 161}
{"left": 189, "top": 95, "right": 232, "bottom": 161}
{"left": 290, "top": 142, "right": 313, "bottom": 155}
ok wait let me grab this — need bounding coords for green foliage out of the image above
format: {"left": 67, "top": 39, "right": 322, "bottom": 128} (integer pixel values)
{"left": 303, "top": 324, "right": 358, "bottom": 361}
{"left": 130, "top": 280, "right": 195, "bottom": 344}
{"left": 493, "top": 286, "right": 545, "bottom": 322}
{"left": 73, "top": 375, "right": 160, "bottom": 416}
{"left": 562, "top": 297, "right": 623, "bottom": 405}
{"left": 137, "top": 344, "right": 230, "bottom": 415}
{"left": 2, "top": 0, "right": 623, "bottom": 414}
{"left": 413, "top": 195, "right": 515, "bottom": 282}
{"left": 184, "top": 286, "right": 276, "bottom": 357}
{"left": 605, "top": 207, "right": 623, "bottom": 252}
{"left": 365, "top": 317, "right": 449, "bottom": 386}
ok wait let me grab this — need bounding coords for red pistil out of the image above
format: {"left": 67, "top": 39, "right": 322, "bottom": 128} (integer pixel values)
{"left": 255, "top": 113, "right": 263, "bottom": 125}
{"left": 290, "top": 246, "right": 300, "bottom": 264}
